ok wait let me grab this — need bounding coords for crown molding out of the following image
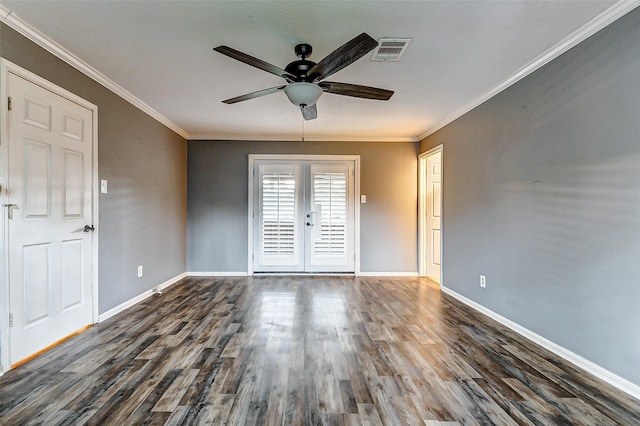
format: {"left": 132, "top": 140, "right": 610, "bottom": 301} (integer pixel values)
{"left": 188, "top": 133, "right": 417, "bottom": 143}
{"left": 0, "top": 5, "right": 190, "bottom": 140}
{"left": 416, "top": 0, "right": 640, "bottom": 141}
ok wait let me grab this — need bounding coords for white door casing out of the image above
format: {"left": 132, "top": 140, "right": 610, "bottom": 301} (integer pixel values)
{"left": 1, "top": 60, "right": 98, "bottom": 370}
{"left": 249, "top": 155, "right": 359, "bottom": 274}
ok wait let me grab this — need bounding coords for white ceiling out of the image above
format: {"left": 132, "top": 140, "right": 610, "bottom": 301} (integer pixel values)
{"left": 0, "top": 1, "right": 634, "bottom": 141}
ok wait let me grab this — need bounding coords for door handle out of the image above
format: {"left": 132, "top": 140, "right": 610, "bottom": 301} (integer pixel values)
{"left": 2, "top": 203, "right": 18, "bottom": 220}
{"left": 306, "top": 211, "right": 318, "bottom": 227}
{"left": 83, "top": 225, "right": 95, "bottom": 232}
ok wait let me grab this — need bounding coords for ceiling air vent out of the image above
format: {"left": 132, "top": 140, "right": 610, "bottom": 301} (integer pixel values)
{"left": 370, "top": 38, "right": 412, "bottom": 62}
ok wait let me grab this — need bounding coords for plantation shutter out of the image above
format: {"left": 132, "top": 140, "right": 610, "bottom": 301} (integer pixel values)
{"left": 312, "top": 170, "right": 347, "bottom": 255}
{"left": 255, "top": 162, "right": 304, "bottom": 271}
{"left": 262, "top": 172, "right": 296, "bottom": 255}
{"left": 307, "top": 163, "right": 354, "bottom": 270}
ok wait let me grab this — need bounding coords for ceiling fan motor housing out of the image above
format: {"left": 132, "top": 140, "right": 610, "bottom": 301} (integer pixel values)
{"left": 285, "top": 59, "right": 317, "bottom": 82}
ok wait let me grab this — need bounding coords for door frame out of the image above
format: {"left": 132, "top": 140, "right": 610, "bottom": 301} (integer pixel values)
{"left": 0, "top": 59, "right": 99, "bottom": 374}
{"left": 418, "top": 145, "right": 443, "bottom": 283}
{"left": 248, "top": 154, "right": 360, "bottom": 275}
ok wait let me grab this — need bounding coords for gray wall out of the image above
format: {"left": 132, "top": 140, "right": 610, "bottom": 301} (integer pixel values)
{"left": 1, "top": 24, "right": 188, "bottom": 313}
{"left": 187, "top": 141, "right": 418, "bottom": 273}
{"left": 420, "top": 8, "right": 640, "bottom": 386}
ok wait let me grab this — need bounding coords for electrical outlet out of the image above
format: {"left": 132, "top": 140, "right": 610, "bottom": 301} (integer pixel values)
{"left": 137, "top": 265, "right": 143, "bottom": 278}
{"left": 480, "top": 274, "right": 486, "bottom": 288}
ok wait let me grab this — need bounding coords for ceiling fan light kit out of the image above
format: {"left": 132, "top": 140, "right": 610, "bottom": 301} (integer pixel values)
{"left": 214, "top": 32, "right": 394, "bottom": 120}
{"left": 284, "top": 82, "right": 323, "bottom": 107}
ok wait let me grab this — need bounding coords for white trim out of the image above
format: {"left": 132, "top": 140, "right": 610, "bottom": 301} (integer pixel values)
{"left": 353, "top": 157, "right": 361, "bottom": 276}
{"left": 0, "top": 59, "right": 99, "bottom": 373}
{"left": 418, "top": 153, "right": 426, "bottom": 277}
{"left": 0, "top": 5, "right": 189, "bottom": 140}
{"left": 441, "top": 286, "right": 640, "bottom": 401}
{"left": 247, "top": 154, "right": 361, "bottom": 275}
{"left": 416, "top": 1, "right": 640, "bottom": 141}
{"left": 247, "top": 157, "right": 254, "bottom": 275}
{"left": 253, "top": 273, "right": 354, "bottom": 277}
{"left": 2, "top": 59, "right": 98, "bottom": 110}
{"left": 418, "top": 145, "right": 443, "bottom": 284}
{"left": 0, "top": 64, "right": 8, "bottom": 375}
{"left": 357, "top": 272, "right": 419, "bottom": 277}
{"left": 98, "top": 272, "right": 187, "bottom": 322}
{"left": 189, "top": 134, "right": 417, "bottom": 143}
{"left": 187, "top": 272, "right": 248, "bottom": 277}
{"left": 249, "top": 154, "right": 362, "bottom": 162}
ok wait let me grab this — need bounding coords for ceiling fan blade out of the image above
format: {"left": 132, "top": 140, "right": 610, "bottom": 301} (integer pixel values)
{"left": 308, "top": 33, "right": 379, "bottom": 81}
{"left": 222, "top": 86, "right": 286, "bottom": 104}
{"left": 300, "top": 104, "right": 318, "bottom": 120}
{"left": 319, "top": 81, "right": 394, "bottom": 100}
{"left": 214, "top": 46, "right": 296, "bottom": 81}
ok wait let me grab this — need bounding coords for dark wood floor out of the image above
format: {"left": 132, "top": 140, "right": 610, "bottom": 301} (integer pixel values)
{"left": 0, "top": 276, "right": 639, "bottom": 425}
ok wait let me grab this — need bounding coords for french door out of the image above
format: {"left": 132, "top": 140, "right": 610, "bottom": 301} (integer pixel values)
{"left": 252, "top": 158, "right": 356, "bottom": 273}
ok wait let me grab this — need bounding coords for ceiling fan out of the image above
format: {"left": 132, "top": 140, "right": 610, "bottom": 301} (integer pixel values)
{"left": 213, "top": 33, "right": 394, "bottom": 120}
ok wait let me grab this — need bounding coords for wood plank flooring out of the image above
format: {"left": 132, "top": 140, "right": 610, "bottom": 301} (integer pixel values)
{"left": 1, "top": 276, "right": 639, "bottom": 425}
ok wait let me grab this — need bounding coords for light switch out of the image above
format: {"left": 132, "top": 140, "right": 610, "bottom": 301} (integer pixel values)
{"left": 101, "top": 180, "right": 108, "bottom": 194}
{"left": 361, "top": 195, "right": 367, "bottom": 203}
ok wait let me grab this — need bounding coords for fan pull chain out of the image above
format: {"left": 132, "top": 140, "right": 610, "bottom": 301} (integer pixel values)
{"left": 301, "top": 114, "right": 305, "bottom": 143}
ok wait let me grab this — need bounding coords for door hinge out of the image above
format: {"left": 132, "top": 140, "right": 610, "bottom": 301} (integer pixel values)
{"left": 8, "top": 97, "right": 12, "bottom": 111}
{"left": 8, "top": 313, "right": 13, "bottom": 328}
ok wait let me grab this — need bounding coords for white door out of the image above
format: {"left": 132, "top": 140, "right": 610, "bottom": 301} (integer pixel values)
{"left": 253, "top": 159, "right": 355, "bottom": 273}
{"left": 254, "top": 161, "right": 304, "bottom": 272}
{"left": 6, "top": 72, "right": 94, "bottom": 365}
{"left": 305, "top": 162, "right": 354, "bottom": 272}
{"left": 426, "top": 151, "right": 442, "bottom": 281}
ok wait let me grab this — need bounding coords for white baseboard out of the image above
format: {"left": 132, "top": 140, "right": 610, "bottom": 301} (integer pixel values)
{"left": 98, "top": 272, "right": 187, "bottom": 322}
{"left": 441, "top": 286, "right": 640, "bottom": 401}
{"left": 188, "top": 271, "right": 419, "bottom": 277}
{"left": 187, "top": 271, "right": 248, "bottom": 277}
{"left": 357, "top": 272, "right": 419, "bottom": 277}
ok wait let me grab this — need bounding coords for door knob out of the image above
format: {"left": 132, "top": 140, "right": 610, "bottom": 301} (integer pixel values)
{"left": 306, "top": 222, "right": 314, "bottom": 227}
{"left": 83, "top": 225, "right": 95, "bottom": 232}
